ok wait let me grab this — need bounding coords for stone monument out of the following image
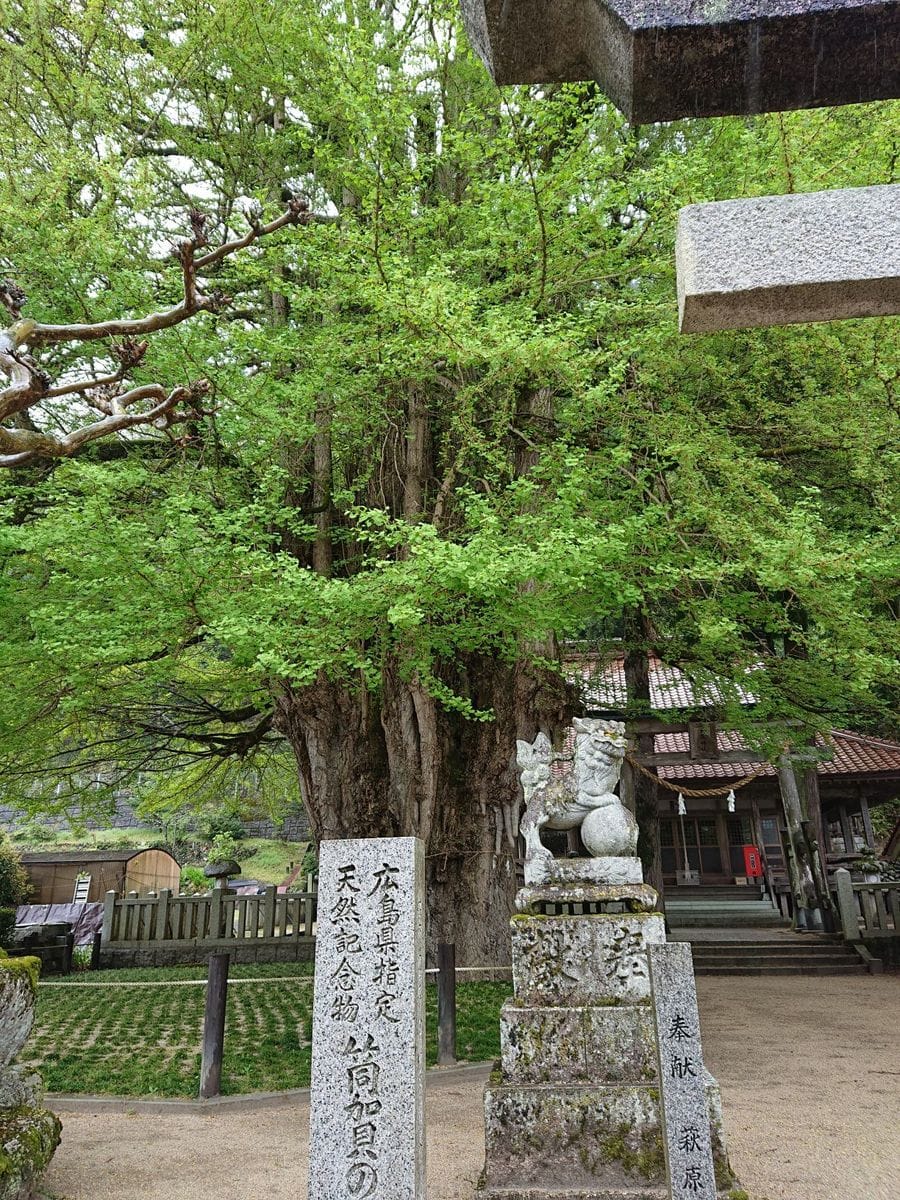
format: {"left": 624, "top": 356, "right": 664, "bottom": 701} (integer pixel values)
{"left": 308, "top": 836, "right": 425, "bottom": 1200}
{"left": 648, "top": 943, "right": 721, "bottom": 1200}
{"left": 0, "top": 950, "right": 61, "bottom": 1200}
{"left": 478, "top": 720, "right": 733, "bottom": 1199}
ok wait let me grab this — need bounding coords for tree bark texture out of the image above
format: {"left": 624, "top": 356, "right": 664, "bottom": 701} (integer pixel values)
{"left": 275, "top": 655, "right": 576, "bottom": 965}
{"left": 777, "top": 757, "right": 825, "bottom": 930}
{"left": 623, "top": 612, "right": 664, "bottom": 905}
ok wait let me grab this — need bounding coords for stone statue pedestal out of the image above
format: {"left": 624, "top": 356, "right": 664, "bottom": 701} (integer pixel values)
{"left": 478, "top": 867, "right": 732, "bottom": 1200}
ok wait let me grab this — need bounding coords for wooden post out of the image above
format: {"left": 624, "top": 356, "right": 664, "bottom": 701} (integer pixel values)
{"left": 63, "top": 931, "right": 75, "bottom": 975}
{"left": 209, "top": 886, "right": 223, "bottom": 940}
{"left": 263, "top": 885, "right": 277, "bottom": 939}
{"left": 199, "top": 952, "right": 230, "bottom": 1099}
{"left": 90, "top": 931, "right": 102, "bottom": 971}
{"left": 860, "top": 795, "right": 876, "bottom": 849}
{"left": 437, "top": 942, "right": 457, "bottom": 1066}
{"left": 154, "top": 888, "right": 171, "bottom": 943}
{"left": 623, "top": 614, "right": 665, "bottom": 908}
{"left": 101, "top": 890, "right": 117, "bottom": 943}
{"left": 777, "top": 758, "right": 820, "bottom": 930}
{"left": 839, "top": 804, "right": 856, "bottom": 856}
{"left": 835, "top": 868, "right": 859, "bottom": 941}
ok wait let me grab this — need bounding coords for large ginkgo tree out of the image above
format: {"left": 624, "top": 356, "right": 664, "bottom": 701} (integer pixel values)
{"left": 0, "top": 0, "right": 897, "bottom": 959}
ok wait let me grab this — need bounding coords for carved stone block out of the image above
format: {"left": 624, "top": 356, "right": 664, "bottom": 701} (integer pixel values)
{"left": 501, "top": 1003, "right": 659, "bottom": 1084}
{"left": 511, "top": 913, "right": 666, "bottom": 1006}
{"left": 677, "top": 184, "right": 900, "bottom": 332}
{"left": 523, "top": 855, "right": 644, "bottom": 888}
{"left": 482, "top": 1083, "right": 666, "bottom": 1192}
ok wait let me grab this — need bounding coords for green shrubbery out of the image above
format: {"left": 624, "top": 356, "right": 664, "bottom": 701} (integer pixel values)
{"left": 207, "top": 833, "right": 241, "bottom": 867}
{"left": 197, "top": 811, "right": 245, "bottom": 843}
{"left": 0, "top": 833, "right": 29, "bottom": 948}
{"left": 0, "top": 833, "right": 29, "bottom": 907}
{"left": 179, "top": 866, "right": 208, "bottom": 894}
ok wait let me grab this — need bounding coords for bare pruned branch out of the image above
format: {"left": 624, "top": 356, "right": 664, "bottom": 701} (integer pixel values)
{"left": 0, "top": 196, "right": 313, "bottom": 466}
{"left": 0, "top": 381, "right": 211, "bottom": 466}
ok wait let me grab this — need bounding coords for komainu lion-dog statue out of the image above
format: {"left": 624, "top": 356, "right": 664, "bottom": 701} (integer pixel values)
{"left": 516, "top": 718, "right": 637, "bottom": 878}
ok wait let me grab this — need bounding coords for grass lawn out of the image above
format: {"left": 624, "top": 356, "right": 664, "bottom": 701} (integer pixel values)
{"left": 24, "top": 967, "right": 506, "bottom": 1097}
{"left": 237, "top": 838, "right": 310, "bottom": 885}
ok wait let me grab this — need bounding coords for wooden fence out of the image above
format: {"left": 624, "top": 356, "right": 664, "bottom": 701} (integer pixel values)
{"left": 833, "top": 868, "right": 900, "bottom": 942}
{"left": 100, "top": 881, "right": 317, "bottom": 965}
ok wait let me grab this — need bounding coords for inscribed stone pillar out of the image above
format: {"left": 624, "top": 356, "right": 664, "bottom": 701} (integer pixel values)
{"left": 648, "top": 943, "right": 718, "bottom": 1200}
{"left": 308, "top": 837, "right": 425, "bottom": 1200}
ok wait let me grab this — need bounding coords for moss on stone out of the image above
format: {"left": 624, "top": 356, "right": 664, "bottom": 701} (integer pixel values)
{"left": 0, "top": 950, "right": 40, "bottom": 992}
{"left": 714, "top": 1152, "right": 737, "bottom": 1191}
{"left": 0, "top": 1106, "right": 62, "bottom": 1200}
{"left": 595, "top": 1122, "right": 665, "bottom": 1181}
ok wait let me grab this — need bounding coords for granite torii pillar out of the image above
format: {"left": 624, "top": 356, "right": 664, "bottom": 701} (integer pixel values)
{"left": 461, "top": 0, "right": 900, "bottom": 332}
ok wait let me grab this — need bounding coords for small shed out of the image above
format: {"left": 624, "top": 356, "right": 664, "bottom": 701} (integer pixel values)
{"left": 20, "top": 849, "right": 181, "bottom": 904}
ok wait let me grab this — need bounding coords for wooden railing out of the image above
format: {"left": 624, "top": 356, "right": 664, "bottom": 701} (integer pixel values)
{"left": 833, "top": 868, "right": 900, "bottom": 942}
{"left": 101, "top": 883, "right": 317, "bottom": 948}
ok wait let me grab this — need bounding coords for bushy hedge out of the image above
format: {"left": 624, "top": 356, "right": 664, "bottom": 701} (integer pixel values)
{"left": 0, "top": 835, "right": 30, "bottom": 908}
{"left": 0, "top": 834, "right": 29, "bottom": 949}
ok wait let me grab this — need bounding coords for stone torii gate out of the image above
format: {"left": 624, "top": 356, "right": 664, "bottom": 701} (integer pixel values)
{"left": 461, "top": 0, "right": 900, "bottom": 332}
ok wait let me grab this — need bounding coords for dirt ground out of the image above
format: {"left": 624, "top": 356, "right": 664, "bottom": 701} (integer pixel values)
{"left": 42, "top": 974, "right": 899, "bottom": 1200}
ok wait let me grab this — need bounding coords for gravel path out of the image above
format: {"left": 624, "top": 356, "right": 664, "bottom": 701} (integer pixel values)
{"left": 41, "top": 974, "right": 899, "bottom": 1200}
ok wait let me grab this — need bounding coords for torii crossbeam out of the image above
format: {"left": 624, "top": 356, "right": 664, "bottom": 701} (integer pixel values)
{"left": 461, "top": 0, "right": 900, "bottom": 123}
{"left": 461, "top": 0, "right": 900, "bottom": 332}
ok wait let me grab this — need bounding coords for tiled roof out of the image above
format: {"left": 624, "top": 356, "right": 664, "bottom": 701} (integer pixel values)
{"left": 568, "top": 656, "right": 900, "bottom": 781}
{"left": 653, "top": 729, "right": 900, "bottom": 782}
{"left": 575, "top": 656, "right": 756, "bottom": 712}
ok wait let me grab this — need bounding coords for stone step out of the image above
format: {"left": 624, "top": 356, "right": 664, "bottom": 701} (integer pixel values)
{"left": 479, "top": 1189, "right": 667, "bottom": 1199}
{"left": 667, "top": 915, "right": 788, "bottom": 928}
{"left": 695, "top": 963, "right": 866, "bottom": 976}
{"left": 687, "top": 936, "right": 864, "bottom": 974}
{"left": 691, "top": 943, "right": 854, "bottom": 955}
{"left": 666, "top": 903, "right": 785, "bottom": 914}
{"left": 668, "top": 887, "right": 766, "bottom": 898}
{"left": 693, "top": 954, "right": 860, "bottom": 968}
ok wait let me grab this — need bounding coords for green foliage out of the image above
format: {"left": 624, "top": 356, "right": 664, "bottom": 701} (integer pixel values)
{"left": 238, "top": 838, "right": 309, "bottom": 885}
{"left": 13, "top": 823, "right": 58, "bottom": 847}
{"left": 206, "top": 833, "right": 240, "bottom": 866}
{"left": 0, "top": 908, "right": 15, "bottom": 948}
{"left": 197, "top": 811, "right": 245, "bottom": 843}
{"left": 0, "top": 834, "right": 30, "bottom": 908}
{"left": 0, "top": 0, "right": 896, "bottom": 801}
{"left": 178, "top": 866, "right": 207, "bottom": 894}
{"left": 870, "top": 799, "right": 900, "bottom": 843}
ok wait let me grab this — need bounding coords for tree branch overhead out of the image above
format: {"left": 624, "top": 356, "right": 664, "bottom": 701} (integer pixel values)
{"left": 0, "top": 197, "right": 312, "bottom": 466}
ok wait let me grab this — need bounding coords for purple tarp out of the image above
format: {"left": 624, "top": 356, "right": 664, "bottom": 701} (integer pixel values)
{"left": 15, "top": 903, "right": 104, "bottom": 945}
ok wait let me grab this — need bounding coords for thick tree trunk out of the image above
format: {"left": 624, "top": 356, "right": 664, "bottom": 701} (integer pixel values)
{"left": 274, "top": 654, "right": 576, "bottom": 965}
{"left": 777, "top": 757, "right": 824, "bottom": 931}
{"left": 623, "top": 611, "right": 664, "bottom": 905}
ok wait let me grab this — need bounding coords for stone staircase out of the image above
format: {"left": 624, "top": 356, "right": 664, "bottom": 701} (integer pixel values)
{"left": 665, "top": 885, "right": 786, "bottom": 929}
{"left": 685, "top": 936, "right": 867, "bottom": 976}
{"left": 664, "top": 886, "right": 868, "bottom": 974}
